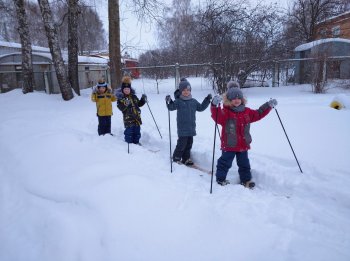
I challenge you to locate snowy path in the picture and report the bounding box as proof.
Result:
[1,80,350,261]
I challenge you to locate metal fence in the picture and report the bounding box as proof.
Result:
[123,62,273,93]
[2,57,349,94]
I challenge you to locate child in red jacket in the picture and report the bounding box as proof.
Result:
[211,81,277,188]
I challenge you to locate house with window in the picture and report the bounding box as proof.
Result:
[314,11,350,40]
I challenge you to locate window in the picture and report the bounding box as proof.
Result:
[319,28,327,38]
[332,26,340,37]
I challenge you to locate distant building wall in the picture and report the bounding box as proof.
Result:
[314,12,350,40]
[0,42,108,93]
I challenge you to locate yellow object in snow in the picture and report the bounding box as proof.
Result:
[330,101,344,110]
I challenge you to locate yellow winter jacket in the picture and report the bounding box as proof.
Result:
[91,89,117,116]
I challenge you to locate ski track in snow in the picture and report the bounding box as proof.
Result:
[1,81,350,261]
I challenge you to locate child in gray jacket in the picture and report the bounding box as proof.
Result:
[166,79,212,165]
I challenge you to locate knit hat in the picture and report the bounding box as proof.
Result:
[97,79,107,88]
[179,79,191,92]
[227,80,240,89]
[226,87,243,100]
[121,76,132,90]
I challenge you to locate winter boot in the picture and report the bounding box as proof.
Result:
[183,159,194,166]
[217,180,230,186]
[173,157,182,164]
[241,181,255,189]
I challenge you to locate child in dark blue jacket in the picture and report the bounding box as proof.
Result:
[166,79,211,165]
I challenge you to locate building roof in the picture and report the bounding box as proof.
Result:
[294,38,350,52]
[1,41,137,64]
[316,11,350,25]
[0,52,108,65]
[0,40,50,53]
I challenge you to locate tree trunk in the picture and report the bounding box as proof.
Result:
[108,0,122,89]
[68,0,80,95]
[38,0,74,100]
[14,0,36,94]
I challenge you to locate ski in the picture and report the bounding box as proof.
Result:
[175,161,212,175]
[134,143,160,153]
[186,164,212,175]
[147,148,160,153]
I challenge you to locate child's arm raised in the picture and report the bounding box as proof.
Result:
[196,94,212,112]
[165,95,177,111]
[249,99,277,123]
[137,94,147,107]
[210,104,225,125]
[91,93,97,102]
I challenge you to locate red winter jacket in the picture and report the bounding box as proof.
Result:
[211,103,271,152]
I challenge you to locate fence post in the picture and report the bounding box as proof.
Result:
[175,63,180,90]
[44,71,50,94]
[272,61,279,87]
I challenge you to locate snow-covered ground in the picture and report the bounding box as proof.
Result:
[1,77,349,261]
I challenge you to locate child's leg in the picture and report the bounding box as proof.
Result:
[173,136,189,162]
[236,151,252,183]
[181,136,193,163]
[98,116,109,135]
[98,116,110,135]
[97,115,102,135]
[216,151,236,182]
[124,127,133,143]
[106,116,111,134]
[132,126,141,144]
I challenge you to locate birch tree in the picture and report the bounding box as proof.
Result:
[38,0,73,100]
[68,0,80,95]
[13,0,36,93]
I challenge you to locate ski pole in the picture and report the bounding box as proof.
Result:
[210,105,219,194]
[167,102,173,173]
[145,99,162,139]
[128,142,130,154]
[216,125,221,139]
[274,108,303,173]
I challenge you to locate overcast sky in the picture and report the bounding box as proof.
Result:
[93,0,290,58]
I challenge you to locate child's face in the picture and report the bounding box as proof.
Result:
[230,97,242,107]
[123,88,131,95]
[181,88,191,97]
[98,87,106,93]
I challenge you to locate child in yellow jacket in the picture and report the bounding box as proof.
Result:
[91,79,117,136]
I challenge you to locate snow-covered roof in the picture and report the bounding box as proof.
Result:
[0,40,50,53]
[90,54,138,63]
[0,41,135,64]
[77,55,108,64]
[294,38,350,52]
[316,11,350,25]
[0,51,108,65]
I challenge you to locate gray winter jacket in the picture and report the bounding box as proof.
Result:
[167,96,211,136]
